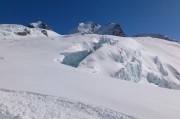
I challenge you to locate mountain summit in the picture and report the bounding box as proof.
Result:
[69,22,125,37]
[27,21,51,30]
[69,22,101,34]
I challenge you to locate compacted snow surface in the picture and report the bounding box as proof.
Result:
[0,89,136,119]
[0,25,180,119]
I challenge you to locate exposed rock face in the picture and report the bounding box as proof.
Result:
[133,33,175,41]
[15,28,30,36]
[15,31,28,36]
[69,22,101,34]
[95,23,125,37]
[69,22,125,37]
[27,21,51,30]
[41,30,48,36]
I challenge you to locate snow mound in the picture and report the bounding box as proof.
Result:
[0,89,136,119]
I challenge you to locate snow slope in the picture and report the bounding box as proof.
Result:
[0,89,136,119]
[55,35,180,89]
[0,25,180,119]
[0,24,60,38]
[133,33,175,42]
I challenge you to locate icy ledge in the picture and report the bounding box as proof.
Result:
[0,89,137,119]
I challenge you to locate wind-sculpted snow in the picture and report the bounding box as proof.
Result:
[0,89,136,119]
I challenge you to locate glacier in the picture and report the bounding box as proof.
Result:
[0,24,180,119]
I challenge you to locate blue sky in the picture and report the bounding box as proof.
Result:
[0,0,179,40]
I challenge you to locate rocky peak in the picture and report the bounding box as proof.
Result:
[69,22,125,37]
[69,22,101,34]
[95,23,125,37]
[27,21,51,30]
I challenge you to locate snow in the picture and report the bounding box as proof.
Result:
[0,89,136,119]
[28,21,44,28]
[95,23,125,36]
[69,22,101,34]
[69,22,125,36]
[133,33,175,42]
[0,24,60,38]
[0,25,180,119]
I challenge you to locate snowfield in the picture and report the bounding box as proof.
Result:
[0,89,136,119]
[0,24,180,119]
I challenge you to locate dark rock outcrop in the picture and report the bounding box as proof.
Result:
[69,22,125,37]
[27,21,51,30]
[95,23,125,37]
[15,28,30,36]
[41,30,48,36]
[69,22,101,34]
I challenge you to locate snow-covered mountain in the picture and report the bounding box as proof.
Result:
[69,22,101,34]
[133,33,175,41]
[27,21,51,30]
[0,23,180,119]
[69,22,125,36]
[0,24,60,38]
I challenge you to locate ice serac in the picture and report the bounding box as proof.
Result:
[133,33,175,41]
[56,35,180,89]
[58,36,117,67]
[69,22,125,37]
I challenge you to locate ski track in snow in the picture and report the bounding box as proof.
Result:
[0,89,136,119]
